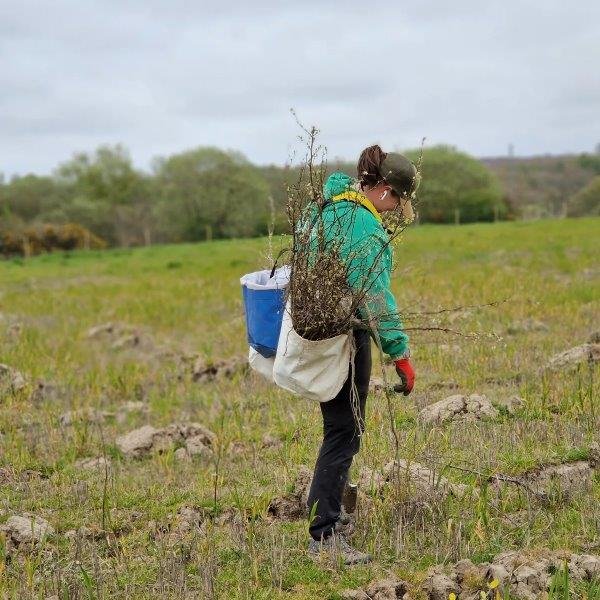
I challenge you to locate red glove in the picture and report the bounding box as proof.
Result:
[394,358,415,396]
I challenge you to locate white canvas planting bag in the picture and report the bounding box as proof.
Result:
[273,301,352,402]
[248,346,275,382]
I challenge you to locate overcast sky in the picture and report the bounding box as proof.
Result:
[1,0,599,177]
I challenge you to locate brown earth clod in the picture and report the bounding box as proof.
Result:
[419,393,499,426]
[115,422,216,459]
[0,363,27,394]
[1,514,54,553]
[267,466,312,521]
[491,459,594,503]
[544,343,600,371]
[359,459,468,503]
[342,577,409,600]
[74,456,111,471]
[192,356,248,383]
[343,550,600,600]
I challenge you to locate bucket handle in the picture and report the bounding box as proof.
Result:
[269,248,291,279]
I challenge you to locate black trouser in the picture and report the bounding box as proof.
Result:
[307,327,372,540]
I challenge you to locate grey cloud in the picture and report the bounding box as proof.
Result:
[1,0,599,176]
[0,107,131,136]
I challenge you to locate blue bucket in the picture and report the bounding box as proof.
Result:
[240,267,289,358]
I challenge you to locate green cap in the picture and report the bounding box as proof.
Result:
[379,153,419,198]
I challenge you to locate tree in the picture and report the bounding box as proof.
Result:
[578,152,600,175]
[567,176,600,217]
[0,174,65,223]
[53,144,150,245]
[405,145,506,223]
[153,147,270,241]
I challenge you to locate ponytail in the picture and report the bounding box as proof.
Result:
[357,144,387,189]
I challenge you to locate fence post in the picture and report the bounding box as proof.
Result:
[454,208,460,225]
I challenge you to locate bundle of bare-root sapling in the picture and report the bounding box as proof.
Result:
[285,125,420,344]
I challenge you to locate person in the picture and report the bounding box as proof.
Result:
[306,144,417,565]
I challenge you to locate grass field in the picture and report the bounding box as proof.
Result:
[1,218,599,599]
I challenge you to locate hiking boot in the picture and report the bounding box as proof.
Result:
[307,533,372,565]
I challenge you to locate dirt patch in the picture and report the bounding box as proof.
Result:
[343,552,593,600]
[87,322,133,341]
[64,525,103,542]
[525,460,591,501]
[506,318,549,335]
[492,394,524,414]
[153,505,244,546]
[174,447,191,462]
[59,408,109,426]
[544,343,600,371]
[0,312,23,336]
[525,461,594,497]
[342,550,600,600]
[491,458,596,503]
[59,401,147,427]
[74,456,111,471]
[419,394,498,425]
[228,440,250,455]
[261,434,283,450]
[86,322,174,359]
[424,571,459,600]
[0,363,27,394]
[488,550,599,599]
[341,577,408,599]
[429,380,460,391]
[0,467,46,485]
[116,425,159,458]
[482,373,524,385]
[267,466,312,520]
[192,356,248,383]
[162,506,208,542]
[588,330,600,344]
[116,422,216,459]
[1,514,54,552]
[359,459,467,502]
[87,322,142,348]
[28,379,62,404]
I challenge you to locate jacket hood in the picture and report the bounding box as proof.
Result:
[323,171,354,200]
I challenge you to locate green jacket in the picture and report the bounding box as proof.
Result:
[304,172,409,358]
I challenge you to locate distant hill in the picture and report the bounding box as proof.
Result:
[482,153,600,218]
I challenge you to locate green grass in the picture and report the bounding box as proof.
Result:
[0,218,599,599]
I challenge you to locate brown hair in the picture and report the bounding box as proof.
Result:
[357,144,387,189]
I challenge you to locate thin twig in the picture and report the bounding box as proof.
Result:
[403,297,512,316]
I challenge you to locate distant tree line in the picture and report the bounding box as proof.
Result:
[482,151,600,219]
[1,145,271,250]
[1,143,598,254]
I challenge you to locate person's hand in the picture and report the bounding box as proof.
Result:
[394,358,415,396]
